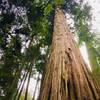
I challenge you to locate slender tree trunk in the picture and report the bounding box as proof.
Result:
[24,73,30,100]
[16,70,29,100]
[24,63,33,100]
[38,7,100,100]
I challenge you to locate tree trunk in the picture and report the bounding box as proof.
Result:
[38,7,100,100]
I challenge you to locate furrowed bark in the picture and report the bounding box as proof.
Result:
[38,7,100,100]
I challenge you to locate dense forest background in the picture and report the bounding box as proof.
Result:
[0,0,100,100]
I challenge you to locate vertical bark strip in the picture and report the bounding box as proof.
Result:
[38,7,100,100]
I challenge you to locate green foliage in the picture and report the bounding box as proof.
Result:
[0,35,22,98]
[55,0,64,6]
[44,4,53,15]
[0,0,100,99]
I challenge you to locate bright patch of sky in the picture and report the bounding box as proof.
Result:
[23,73,41,99]
[80,42,92,71]
[85,0,100,33]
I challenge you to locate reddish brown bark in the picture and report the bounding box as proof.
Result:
[38,7,100,100]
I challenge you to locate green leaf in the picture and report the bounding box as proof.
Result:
[55,0,64,6]
[44,4,52,15]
